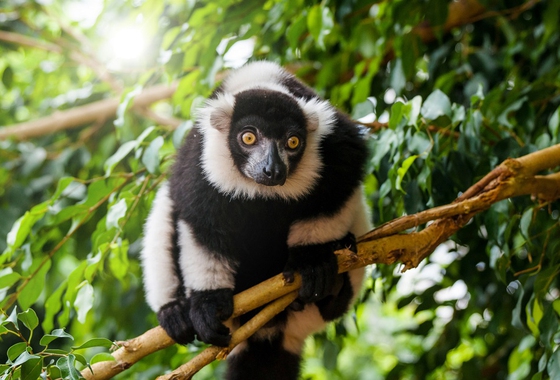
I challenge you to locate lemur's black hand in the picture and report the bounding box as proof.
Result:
[332,232,357,253]
[284,233,357,304]
[189,288,233,347]
[157,297,195,345]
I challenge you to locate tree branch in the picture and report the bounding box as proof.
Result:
[0,84,177,140]
[81,143,560,380]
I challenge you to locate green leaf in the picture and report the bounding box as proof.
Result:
[52,177,75,200]
[286,14,307,51]
[73,353,87,367]
[527,298,543,336]
[498,97,527,129]
[104,141,138,176]
[307,5,333,49]
[39,329,74,347]
[508,335,535,380]
[114,86,143,129]
[56,355,83,380]
[389,102,405,130]
[542,0,560,43]
[72,338,114,350]
[109,239,130,281]
[90,353,116,365]
[396,155,418,192]
[4,307,19,329]
[43,279,68,333]
[59,262,88,327]
[538,304,558,350]
[106,198,128,231]
[12,351,40,367]
[82,179,112,207]
[2,65,14,89]
[21,356,42,380]
[519,208,533,239]
[420,90,451,120]
[74,282,94,324]
[352,99,375,121]
[548,349,560,379]
[135,126,157,146]
[405,96,422,127]
[0,269,21,289]
[142,136,164,174]
[512,286,525,331]
[17,309,39,332]
[173,121,192,149]
[5,201,49,252]
[52,204,90,225]
[18,259,51,311]
[44,348,70,355]
[307,6,323,46]
[7,342,27,361]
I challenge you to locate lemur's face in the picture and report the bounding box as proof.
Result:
[228,89,308,186]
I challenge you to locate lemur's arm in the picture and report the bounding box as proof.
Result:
[284,188,368,304]
[141,184,195,344]
[174,219,236,347]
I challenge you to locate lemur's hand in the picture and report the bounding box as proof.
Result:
[189,288,234,347]
[157,296,196,345]
[284,232,356,304]
[331,232,357,254]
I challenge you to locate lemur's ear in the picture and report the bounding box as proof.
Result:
[298,98,336,133]
[206,93,235,132]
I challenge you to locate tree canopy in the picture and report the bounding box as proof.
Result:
[1,0,559,379]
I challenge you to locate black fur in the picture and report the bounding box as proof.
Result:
[227,335,301,380]
[157,298,195,344]
[190,289,234,346]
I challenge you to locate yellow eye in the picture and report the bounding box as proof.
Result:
[287,136,300,149]
[242,132,257,145]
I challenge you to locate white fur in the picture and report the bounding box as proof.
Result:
[287,187,367,247]
[282,304,327,354]
[141,183,180,311]
[342,190,372,316]
[176,220,236,291]
[221,61,289,95]
[196,62,337,201]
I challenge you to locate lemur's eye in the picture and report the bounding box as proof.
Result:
[287,136,300,149]
[242,132,257,145]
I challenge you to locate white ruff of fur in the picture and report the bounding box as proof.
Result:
[287,187,364,247]
[197,62,337,200]
[176,220,236,291]
[140,183,179,311]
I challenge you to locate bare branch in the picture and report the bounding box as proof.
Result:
[0,84,177,140]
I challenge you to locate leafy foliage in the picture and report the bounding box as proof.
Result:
[0,0,559,379]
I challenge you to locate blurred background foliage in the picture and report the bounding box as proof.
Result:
[0,0,559,378]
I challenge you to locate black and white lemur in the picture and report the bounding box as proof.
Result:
[141,61,371,379]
